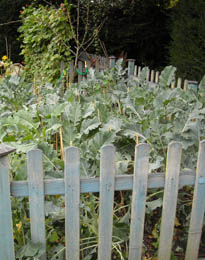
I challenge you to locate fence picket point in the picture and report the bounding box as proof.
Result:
[98,145,115,260]
[27,149,46,260]
[128,143,150,260]
[185,141,205,260]
[158,142,182,260]
[64,147,80,260]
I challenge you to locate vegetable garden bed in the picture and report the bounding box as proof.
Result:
[0,62,204,259]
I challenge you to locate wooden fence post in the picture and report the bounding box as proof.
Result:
[155,71,159,83]
[177,77,182,88]
[128,144,150,260]
[65,147,80,260]
[158,142,182,260]
[150,70,155,82]
[134,65,137,76]
[146,68,150,81]
[27,149,46,260]
[171,80,176,89]
[137,66,141,77]
[185,141,205,260]
[0,144,16,260]
[109,56,116,68]
[98,145,115,260]
[183,79,188,91]
[128,59,135,76]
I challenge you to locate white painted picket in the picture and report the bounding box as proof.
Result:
[0,154,15,260]
[128,144,150,260]
[98,145,116,260]
[185,141,205,260]
[158,142,182,260]
[27,149,46,260]
[65,147,80,260]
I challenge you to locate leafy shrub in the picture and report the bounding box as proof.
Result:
[18,3,73,84]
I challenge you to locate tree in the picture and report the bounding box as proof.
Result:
[84,0,171,69]
[169,0,205,81]
[0,0,26,62]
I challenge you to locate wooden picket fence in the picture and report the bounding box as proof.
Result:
[0,141,205,260]
[67,53,198,90]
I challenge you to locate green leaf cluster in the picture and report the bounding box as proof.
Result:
[18,4,73,84]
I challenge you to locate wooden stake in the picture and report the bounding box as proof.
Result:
[33,77,36,95]
[97,109,101,123]
[118,99,122,115]
[136,134,139,145]
[59,116,64,161]
[78,91,81,103]
[120,191,126,215]
[55,133,58,151]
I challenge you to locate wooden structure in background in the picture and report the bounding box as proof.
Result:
[66,53,198,90]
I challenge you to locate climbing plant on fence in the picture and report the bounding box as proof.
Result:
[18,4,73,84]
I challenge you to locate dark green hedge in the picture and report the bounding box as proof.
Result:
[169,0,205,81]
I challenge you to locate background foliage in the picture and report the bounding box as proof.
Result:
[1,0,204,81]
[0,0,26,61]
[87,0,171,68]
[169,0,205,81]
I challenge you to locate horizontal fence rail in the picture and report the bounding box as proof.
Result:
[0,141,205,260]
[11,169,196,197]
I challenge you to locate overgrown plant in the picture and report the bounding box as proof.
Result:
[18,1,105,84]
[18,3,73,84]
[1,63,205,259]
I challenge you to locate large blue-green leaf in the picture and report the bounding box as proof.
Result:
[159,65,176,88]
